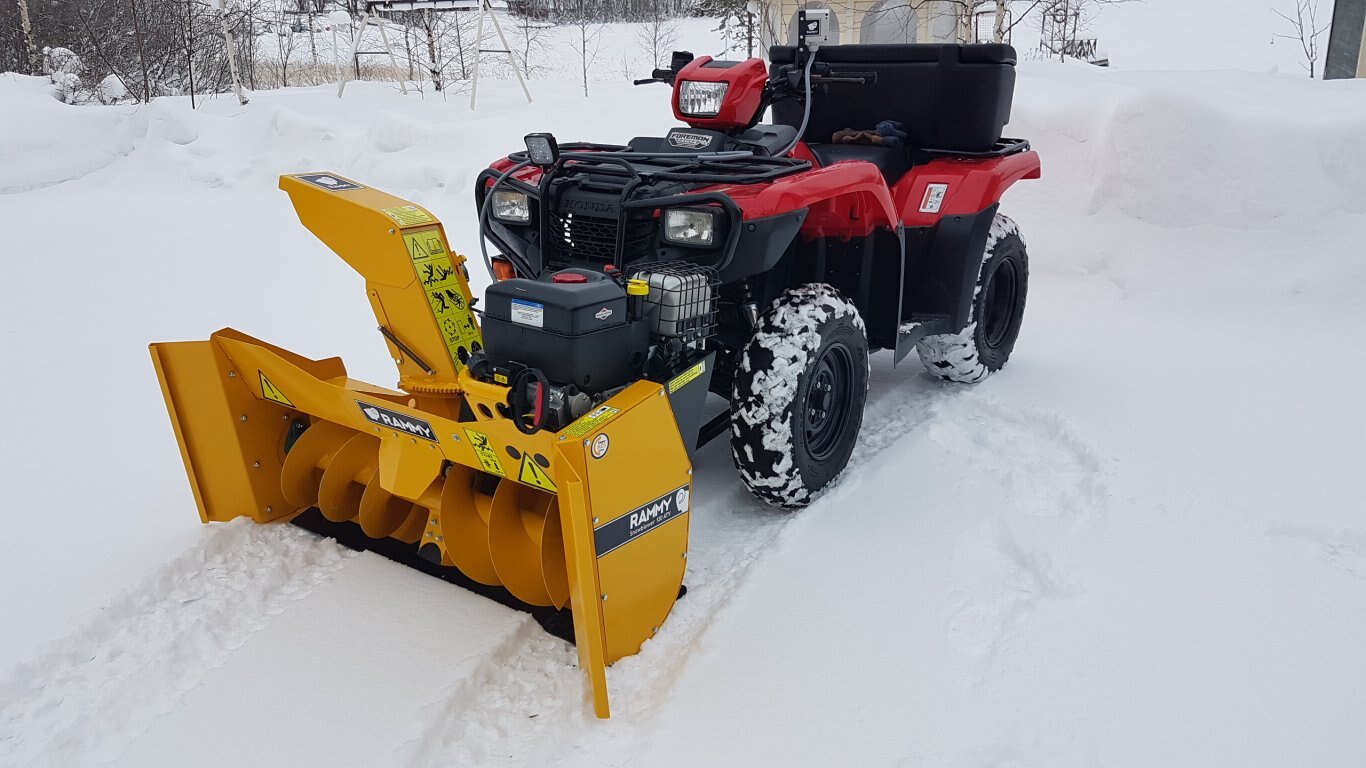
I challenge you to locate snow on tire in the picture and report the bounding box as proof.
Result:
[916,213,1029,383]
[730,284,869,509]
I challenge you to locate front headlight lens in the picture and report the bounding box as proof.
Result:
[663,208,717,246]
[678,81,729,118]
[491,189,530,223]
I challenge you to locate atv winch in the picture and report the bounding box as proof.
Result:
[151,32,1040,719]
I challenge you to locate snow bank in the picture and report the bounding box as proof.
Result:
[1010,66,1366,232]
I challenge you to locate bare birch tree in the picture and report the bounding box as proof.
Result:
[1272,0,1330,78]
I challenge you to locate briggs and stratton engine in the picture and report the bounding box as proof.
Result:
[474,263,718,432]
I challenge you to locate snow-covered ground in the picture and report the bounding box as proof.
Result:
[4,8,1366,767]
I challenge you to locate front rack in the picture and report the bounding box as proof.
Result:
[505,145,812,190]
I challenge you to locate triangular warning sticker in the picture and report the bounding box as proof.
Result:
[518,454,557,492]
[259,372,294,407]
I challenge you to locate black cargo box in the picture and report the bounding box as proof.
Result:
[768,43,1016,153]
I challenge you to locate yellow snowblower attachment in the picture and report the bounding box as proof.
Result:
[149,173,694,718]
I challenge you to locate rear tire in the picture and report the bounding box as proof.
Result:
[730,284,869,509]
[916,213,1029,383]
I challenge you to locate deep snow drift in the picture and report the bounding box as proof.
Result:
[3,15,1366,768]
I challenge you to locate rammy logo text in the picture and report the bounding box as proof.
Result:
[628,487,690,532]
[358,402,436,441]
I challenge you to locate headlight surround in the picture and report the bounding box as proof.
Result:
[491,189,531,223]
[663,208,717,247]
[678,81,729,118]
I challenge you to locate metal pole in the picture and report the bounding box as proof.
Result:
[469,1,487,110]
[337,11,368,97]
[487,1,530,103]
[129,0,153,101]
[375,17,408,94]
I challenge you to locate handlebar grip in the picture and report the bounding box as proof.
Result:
[633,78,657,86]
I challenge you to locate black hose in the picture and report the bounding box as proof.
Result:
[777,53,817,158]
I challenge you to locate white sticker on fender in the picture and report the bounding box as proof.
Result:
[920,183,949,214]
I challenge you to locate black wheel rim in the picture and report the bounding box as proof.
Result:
[804,342,855,462]
[982,258,1019,349]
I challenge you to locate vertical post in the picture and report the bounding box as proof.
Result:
[375,15,408,94]
[488,1,531,103]
[129,0,153,101]
[337,10,368,97]
[469,0,487,110]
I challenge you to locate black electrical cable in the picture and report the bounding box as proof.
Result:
[777,52,817,158]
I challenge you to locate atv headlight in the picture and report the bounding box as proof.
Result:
[491,189,530,223]
[678,81,729,118]
[663,208,717,246]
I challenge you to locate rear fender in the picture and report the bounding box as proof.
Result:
[894,150,1041,228]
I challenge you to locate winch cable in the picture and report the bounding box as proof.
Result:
[478,159,536,280]
[777,52,817,158]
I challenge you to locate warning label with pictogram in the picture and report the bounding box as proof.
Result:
[382,205,435,227]
[405,229,481,369]
[464,428,506,477]
[259,372,294,407]
[518,454,557,492]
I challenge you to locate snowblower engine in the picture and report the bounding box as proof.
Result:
[473,264,717,432]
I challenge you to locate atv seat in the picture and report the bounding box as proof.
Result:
[628,124,798,157]
[806,144,912,184]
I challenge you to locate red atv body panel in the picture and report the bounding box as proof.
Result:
[698,142,1041,237]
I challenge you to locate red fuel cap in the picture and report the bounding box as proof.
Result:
[551,272,589,284]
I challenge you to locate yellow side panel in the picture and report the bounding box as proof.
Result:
[149,341,298,524]
[582,389,692,663]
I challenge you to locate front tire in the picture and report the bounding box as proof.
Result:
[730,284,869,508]
[916,213,1029,383]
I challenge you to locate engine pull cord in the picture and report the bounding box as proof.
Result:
[508,366,551,435]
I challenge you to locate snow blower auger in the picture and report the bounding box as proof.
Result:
[149,174,704,719]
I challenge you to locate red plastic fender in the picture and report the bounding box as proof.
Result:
[709,143,900,237]
[894,150,1042,228]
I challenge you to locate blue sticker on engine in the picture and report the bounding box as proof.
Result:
[510,298,545,328]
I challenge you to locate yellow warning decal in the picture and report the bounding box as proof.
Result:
[667,360,706,394]
[464,428,505,477]
[383,205,435,227]
[259,372,294,407]
[563,405,620,438]
[406,228,481,370]
[518,453,557,492]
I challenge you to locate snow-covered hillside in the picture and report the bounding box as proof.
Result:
[3,8,1366,767]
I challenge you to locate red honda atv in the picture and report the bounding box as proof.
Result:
[470,37,1040,508]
